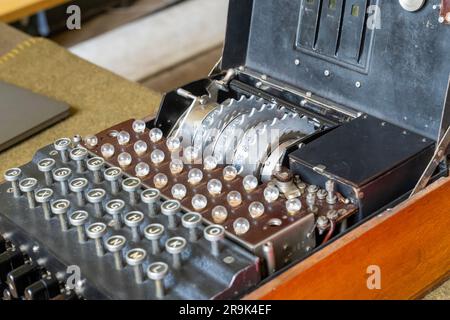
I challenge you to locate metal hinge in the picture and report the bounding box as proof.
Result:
[410,125,450,197]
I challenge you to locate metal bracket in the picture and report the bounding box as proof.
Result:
[410,125,450,197]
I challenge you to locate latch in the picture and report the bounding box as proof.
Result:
[410,126,450,196]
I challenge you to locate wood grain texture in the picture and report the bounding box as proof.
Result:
[245,177,450,300]
[0,0,68,23]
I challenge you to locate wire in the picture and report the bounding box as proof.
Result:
[321,219,336,245]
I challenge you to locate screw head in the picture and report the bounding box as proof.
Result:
[86,188,106,204]
[181,212,202,229]
[140,188,160,204]
[104,199,125,216]
[37,158,56,172]
[86,157,104,171]
[86,222,107,239]
[69,178,89,193]
[124,211,144,228]
[35,188,53,203]
[122,177,141,192]
[147,262,169,281]
[53,138,71,151]
[204,225,225,242]
[4,168,21,182]
[161,200,180,217]
[317,189,328,200]
[144,223,165,241]
[69,210,89,226]
[125,248,147,266]
[69,147,88,161]
[52,168,72,182]
[317,216,329,229]
[19,178,38,192]
[105,235,127,253]
[51,199,71,215]
[104,167,122,182]
[165,237,187,255]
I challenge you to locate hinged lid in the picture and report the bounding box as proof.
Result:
[222,0,450,140]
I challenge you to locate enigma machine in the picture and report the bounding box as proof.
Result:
[0,0,449,300]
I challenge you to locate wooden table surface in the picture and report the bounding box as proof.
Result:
[0,0,68,23]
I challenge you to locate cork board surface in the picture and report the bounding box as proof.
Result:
[0,24,161,174]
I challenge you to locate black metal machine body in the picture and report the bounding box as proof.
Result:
[157,0,450,219]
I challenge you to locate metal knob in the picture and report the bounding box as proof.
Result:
[122,177,141,206]
[104,167,122,195]
[86,188,106,217]
[204,225,225,257]
[124,211,144,241]
[19,178,38,209]
[69,147,88,173]
[69,178,89,206]
[86,157,105,184]
[37,158,56,186]
[52,168,72,196]
[4,168,22,198]
[140,188,160,217]
[125,248,147,284]
[50,199,71,232]
[53,138,71,163]
[86,222,107,256]
[105,199,125,230]
[35,188,53,220]
[69,210,89,243]
[161,200,180,230]
[399,0,426,12]
[165,237,186,269]
[147,262,169,299]
[105,235,127,270]
[325,180,337,205]
[144,223,164,255]
[181,212,202,242]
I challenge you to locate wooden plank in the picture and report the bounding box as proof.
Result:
[244,177,450,300]
[0,0,68,23]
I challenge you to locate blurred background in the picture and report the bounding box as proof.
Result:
[1,0,228,93]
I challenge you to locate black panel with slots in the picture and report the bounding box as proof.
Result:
[296,0,372,69]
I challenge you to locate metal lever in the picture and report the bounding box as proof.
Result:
[410,125,450,197]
